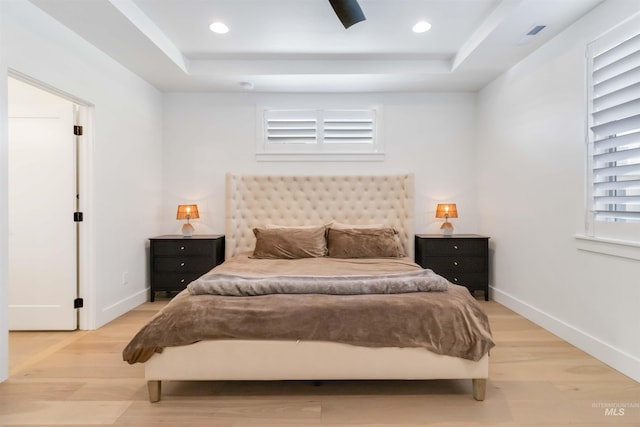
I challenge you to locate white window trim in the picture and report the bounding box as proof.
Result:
[256,106,384,162]
[575,234,640,261]
[583,12,640,251]
[255,152,385,162]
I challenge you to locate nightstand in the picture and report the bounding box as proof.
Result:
[149,235,225,302]
[414,234,490,301]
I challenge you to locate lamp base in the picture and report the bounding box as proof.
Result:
[181,223,194,237]
[440,222,454,236]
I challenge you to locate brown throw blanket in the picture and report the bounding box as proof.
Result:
[123,255,495,364]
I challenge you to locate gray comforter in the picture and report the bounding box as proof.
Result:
[188,268,448,296]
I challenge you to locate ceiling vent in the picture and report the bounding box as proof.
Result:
[526,25,546,36]
[517,25,547,45]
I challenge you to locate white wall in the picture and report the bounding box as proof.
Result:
[162,92,479,237]
[476,0,640,381]
[0,0,9,384]
[0,0,163,362]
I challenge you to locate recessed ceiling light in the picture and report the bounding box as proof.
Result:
[209,22,229,34]
[412,21,431,34]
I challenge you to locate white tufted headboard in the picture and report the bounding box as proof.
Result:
[225,174,415,259]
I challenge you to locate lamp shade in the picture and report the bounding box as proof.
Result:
[435,204,458,219]
[176,204,199,220]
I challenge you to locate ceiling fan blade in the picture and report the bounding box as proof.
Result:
[328,0,366,29]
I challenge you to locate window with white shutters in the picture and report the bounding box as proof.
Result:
[587,17,640,229]
[257,108,382,161]
[322,110,375,146]
[265,110,317,146]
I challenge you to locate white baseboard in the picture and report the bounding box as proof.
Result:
[97,287,148,329]
[491,286,640,383]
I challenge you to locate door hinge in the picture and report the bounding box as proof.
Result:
[74,212,84,222]
[74,298,84,308]
[74,125,83,136]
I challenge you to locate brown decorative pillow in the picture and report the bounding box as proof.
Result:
[327,227,406,258]
[252,226,328,259]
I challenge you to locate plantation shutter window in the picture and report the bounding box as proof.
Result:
[265,110,317,145]
[259,109,380,159]
[588,22,640,224]
[323,110,375,145]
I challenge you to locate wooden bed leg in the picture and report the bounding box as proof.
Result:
[147,380,161,403]
[472,378,486,401]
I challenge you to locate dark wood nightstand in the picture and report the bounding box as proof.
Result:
[149,235,225,302]
[414,234,490,300]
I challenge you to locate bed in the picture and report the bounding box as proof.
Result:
[124,174,494,402]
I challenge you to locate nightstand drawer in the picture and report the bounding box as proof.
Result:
[422,239,486,256]
[426,256,486,273]
[153,240,214,256]
[154,257,216,273]
[151,272,203,291]
[438,271,486,288]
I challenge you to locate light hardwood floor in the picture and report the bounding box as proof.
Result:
[1,298,638,426]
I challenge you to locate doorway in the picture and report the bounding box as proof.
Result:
[7,75,89,331]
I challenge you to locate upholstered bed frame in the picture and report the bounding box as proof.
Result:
[144,174,489,402]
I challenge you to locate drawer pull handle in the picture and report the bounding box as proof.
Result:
[180,279,185,283]
[453,245,459,250]
[453,277,459,282]
[180,262,185,267]
[454,261,459,266]
[180,246,185,251]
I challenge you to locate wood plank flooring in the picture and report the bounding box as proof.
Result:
[1,298,638,426]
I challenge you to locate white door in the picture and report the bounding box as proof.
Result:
[8,104,77,330]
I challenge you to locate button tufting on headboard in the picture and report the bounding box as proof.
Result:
[225,174,415,259]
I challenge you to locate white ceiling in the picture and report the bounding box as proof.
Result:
[28,0,603,92]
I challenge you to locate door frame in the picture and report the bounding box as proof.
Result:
[8,69,96,330]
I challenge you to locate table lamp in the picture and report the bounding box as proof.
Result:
[435,203,458,236]
[176,204,199,237]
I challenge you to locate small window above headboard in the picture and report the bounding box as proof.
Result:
[256,108,384,162]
